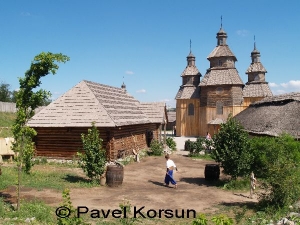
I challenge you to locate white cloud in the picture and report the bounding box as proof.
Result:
[280,80,300,89]
[269,82,279,87]
[273,89,286,95]
[125,70,134,75]
[236,29,249,37]
[136,89,146,93]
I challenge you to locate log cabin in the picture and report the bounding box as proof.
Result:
[27,80,167,160]
[175,25,273,137]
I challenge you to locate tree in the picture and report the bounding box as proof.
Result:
[77,122,107,182]
[211,114,253,179]
[12,52,69,210]
[0,82,12,102]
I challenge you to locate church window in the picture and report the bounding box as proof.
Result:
[216,101,223,115]
[216,87,224,94]
[218,60,223,66]
[188,103,194,116]
[220,39,223,45]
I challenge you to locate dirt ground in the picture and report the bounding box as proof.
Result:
[1,154,258,215]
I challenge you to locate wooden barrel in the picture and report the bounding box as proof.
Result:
[106,165,124,187]
[204,164,220,180]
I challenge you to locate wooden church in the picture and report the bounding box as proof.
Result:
[175,25,273,137]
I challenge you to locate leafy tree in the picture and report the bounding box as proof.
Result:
[211,114,252,179]
[0,82,12,102]
[250,134,300,209]
[77,122,107,182]
[12,52,69,210]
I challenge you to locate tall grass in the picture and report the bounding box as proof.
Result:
[0,112,16,137]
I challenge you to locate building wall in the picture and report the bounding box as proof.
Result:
[33,123,160,160]
[176,99,200,137]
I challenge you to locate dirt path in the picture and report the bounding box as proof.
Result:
[1,154,257,214]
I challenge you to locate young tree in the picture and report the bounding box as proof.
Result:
[211,114,253,179]
[77,122,107,182]
[12,52,69,210]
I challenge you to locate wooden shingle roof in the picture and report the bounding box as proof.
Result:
[27,80,151,127]
[199,69,244,86]
[139,102,167,124]
[234,92,300,138]
[207,45,237,60]
[242,82,273,98]
[246,62,267,73]
[175,86,200,99]
[181,66,201,77]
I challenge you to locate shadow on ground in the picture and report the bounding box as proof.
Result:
[63,174,90,183]
[180,177,227,187]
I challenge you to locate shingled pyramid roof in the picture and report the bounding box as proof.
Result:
[27,80,151,127]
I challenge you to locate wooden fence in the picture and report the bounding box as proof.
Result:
[0,102,16,113]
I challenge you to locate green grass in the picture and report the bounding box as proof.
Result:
[0,197,56,225]
[0,111,16,137]
[0,165,99,191]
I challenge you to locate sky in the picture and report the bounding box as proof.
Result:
[0,0,299,108]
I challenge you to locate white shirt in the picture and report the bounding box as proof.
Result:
[166,159,176,169]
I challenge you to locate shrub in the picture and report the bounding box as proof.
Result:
[166,137,176,151]
[77,122,107,182]
[150,139,163,156]
[211,114,252,179]
[250,134,300,209]
[185,139,195,152]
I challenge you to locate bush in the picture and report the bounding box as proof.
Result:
[77,122,107,182]
[185,139,195,152]
[250,134,300,209]
[211,114,252,179]
[166,137,176,151]
[150,139,163,156]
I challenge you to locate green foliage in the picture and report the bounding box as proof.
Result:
[250,134,300,209]
[0,82,12,102]
[192,214,208,225]
[166,137,176,151]
[57,188,87,225]
[222,178,250,191]
[149,139,164,156]
[211,114,252,179]
[77,122,107,182]
[184,139,195,152]
[12,52,69,174]
[0,197,55,224]
[118,199,137,225]
[211,214,233,225]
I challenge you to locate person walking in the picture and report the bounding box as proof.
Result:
[164,154,178,189]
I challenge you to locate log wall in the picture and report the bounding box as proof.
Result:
[33,123,160,160]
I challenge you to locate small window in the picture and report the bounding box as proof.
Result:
[216,87,224,94]
[220,39,223,45]
[216,101,223,115]
[218,60,223,66]
[188,103,194,116]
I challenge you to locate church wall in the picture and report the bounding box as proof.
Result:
[176,99,200,136]
[199,105,245,136]
[243,97,265,107]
